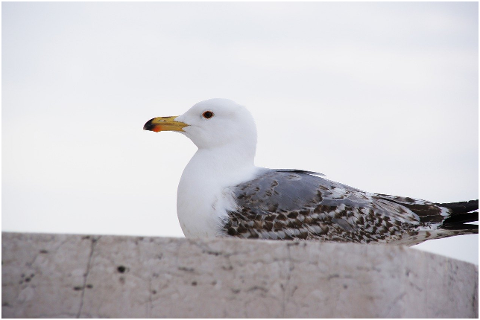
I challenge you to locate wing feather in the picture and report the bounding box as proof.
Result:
[223,170,452,244]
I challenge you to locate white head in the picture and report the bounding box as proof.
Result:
[177,98,257,150]
[144,98,257,155]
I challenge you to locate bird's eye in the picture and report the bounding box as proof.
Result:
[202,111,214,119]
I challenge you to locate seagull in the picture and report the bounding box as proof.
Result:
[144,98,478,245]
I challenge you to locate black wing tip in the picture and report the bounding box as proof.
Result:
[441,221,478,232]
[443,210,478,223]
[434,200,478,232]
[436,200,479,214]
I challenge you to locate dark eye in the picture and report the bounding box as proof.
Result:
[202,111,214,119]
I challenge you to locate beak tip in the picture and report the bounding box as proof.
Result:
[143,119,155,131]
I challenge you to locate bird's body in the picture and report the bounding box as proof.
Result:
[144,98,478,246]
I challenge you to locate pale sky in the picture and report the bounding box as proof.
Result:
[2,2,478,264]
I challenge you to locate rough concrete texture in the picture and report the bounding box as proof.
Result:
[2,232,478,318]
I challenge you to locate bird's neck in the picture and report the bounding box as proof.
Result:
[192,143,256,181]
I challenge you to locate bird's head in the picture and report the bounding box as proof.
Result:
[144,98,257,151]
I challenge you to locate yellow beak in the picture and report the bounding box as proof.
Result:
[143,116,188,132]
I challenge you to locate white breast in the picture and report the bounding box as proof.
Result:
[176,149,260,238]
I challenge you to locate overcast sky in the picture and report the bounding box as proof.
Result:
[2,2,478,264]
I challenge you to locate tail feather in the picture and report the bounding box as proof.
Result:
[436,200,478,231]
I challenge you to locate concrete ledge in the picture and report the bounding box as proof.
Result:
[2,232,478,318]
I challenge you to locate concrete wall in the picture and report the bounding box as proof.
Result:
[2,232,478,318]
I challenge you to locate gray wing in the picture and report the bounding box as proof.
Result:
[223,169,448,244]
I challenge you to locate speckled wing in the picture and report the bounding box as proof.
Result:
[223,170,454,245]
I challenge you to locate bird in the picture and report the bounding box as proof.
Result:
[144,98,478,246]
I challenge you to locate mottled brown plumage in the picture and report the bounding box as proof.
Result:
[223,170,478,246]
